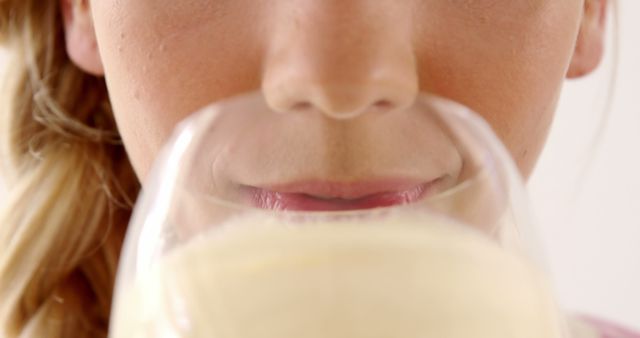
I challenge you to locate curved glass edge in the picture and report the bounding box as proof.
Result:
[116,90,548,290]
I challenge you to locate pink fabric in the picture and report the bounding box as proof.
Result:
[581,315,640,338]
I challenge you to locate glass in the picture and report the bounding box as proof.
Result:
[109,91,569,338]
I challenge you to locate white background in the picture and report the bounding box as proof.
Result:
[1,0,638,330]
[529,0,640,329]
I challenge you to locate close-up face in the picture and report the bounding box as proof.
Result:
[63,0,605,197]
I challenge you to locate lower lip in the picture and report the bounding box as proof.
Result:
[247,180,439,212]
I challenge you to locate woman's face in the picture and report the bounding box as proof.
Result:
[70,1,605,193]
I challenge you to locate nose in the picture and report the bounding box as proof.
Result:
[261,3,419,120]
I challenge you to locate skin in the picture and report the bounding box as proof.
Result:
[61,0,607,185]
[62,0,608,186]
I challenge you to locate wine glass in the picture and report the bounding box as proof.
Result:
[109,90,569,338]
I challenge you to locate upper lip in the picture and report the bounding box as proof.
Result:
[251,177,444,200]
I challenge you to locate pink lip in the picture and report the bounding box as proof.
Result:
[246,179,442,211]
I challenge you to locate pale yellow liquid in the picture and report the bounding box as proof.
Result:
[110,212,566,338]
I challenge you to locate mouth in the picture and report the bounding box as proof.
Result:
[244,178,444,212]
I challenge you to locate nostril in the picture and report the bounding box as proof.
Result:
[288,99,397,115]
[373,99,394,111]
[291,101,313,112]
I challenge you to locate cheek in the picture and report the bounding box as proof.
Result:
[413,2,583,177]
[91,0,267,179]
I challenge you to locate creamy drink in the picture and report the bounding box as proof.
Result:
[110,211,566,338]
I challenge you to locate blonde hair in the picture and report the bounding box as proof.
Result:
[0,1,139,337]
